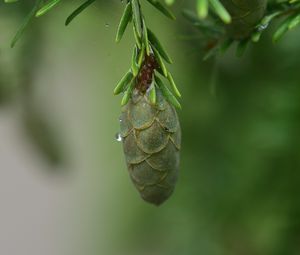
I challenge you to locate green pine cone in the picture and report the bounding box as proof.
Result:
[119,88,181,206]
[220,0,267,39]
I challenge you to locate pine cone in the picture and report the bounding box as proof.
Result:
[120,88,181,206]
[220,0,267,39]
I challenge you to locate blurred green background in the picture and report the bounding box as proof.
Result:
[0,1,300,255]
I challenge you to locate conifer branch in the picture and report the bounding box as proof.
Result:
[5,0,300,72]
[114,0,181,109]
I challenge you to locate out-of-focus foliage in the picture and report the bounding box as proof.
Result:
[0,1,65,166]
[182,0,300,58]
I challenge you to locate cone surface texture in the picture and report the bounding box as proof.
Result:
[120,89,181,205]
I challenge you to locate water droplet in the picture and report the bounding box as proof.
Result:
[119,116,122,122]
[105,23,109,28]
[115,133,122,142]
[257,23,268,32]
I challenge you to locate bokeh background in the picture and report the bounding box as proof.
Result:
[0,1,300,255]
